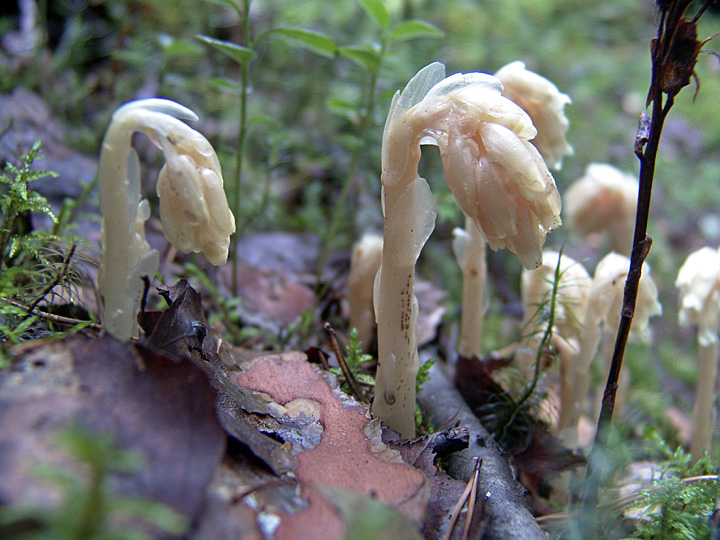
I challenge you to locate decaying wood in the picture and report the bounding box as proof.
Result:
[419,362,546,540]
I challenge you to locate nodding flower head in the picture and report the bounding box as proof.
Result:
[153,125,235,266]
[676,246,720,346]
[495,61,573,170]
[406,71,562,269]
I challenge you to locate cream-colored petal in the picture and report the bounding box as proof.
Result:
[564,163,637,254]
[591,252,661,342]
[521,251,591,341]
[479,123,562,231]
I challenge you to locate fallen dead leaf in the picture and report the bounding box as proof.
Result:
[0,335,225,534]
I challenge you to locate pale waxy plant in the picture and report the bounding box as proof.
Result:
[494,60,573,170]
[372,63,562,437]
[563,252,661,449]
[99,99,235,341]
[516,251,591,423]
[452,216,487,359]
[452,61,572,358]
[675,246,720,461]
[348,234,383,353]
[564,163,638,256]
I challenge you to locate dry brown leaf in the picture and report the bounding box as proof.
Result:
[0,335,225,531]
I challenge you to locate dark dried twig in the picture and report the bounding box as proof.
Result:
[2,297,102,331]
[18,244,77,326]
[323,322,367,402]
[580,0,716,527]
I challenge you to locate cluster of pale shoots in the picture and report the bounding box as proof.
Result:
[349,59,716,462]
[365,61,566,437]
[94,67,716,463]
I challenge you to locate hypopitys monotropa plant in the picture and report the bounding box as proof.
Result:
[516,251,591,415]
[564,163,638,256]
[452,61,572,358]
[562,252,661,449]
[372,63,562,437]
[675,246,720,461]
[348,233,383,353]
[494,60,573,170]
[99,99,235,341]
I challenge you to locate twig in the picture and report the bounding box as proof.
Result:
[581,0,714,524]
[323,322,367,402]
[2,296,102,331]
[19,244,77,326]
[443,457,481,540]
[462,457,482,540]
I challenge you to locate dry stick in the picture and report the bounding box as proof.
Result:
[581,0,709,524]
[2,297,102,331]
[18,244,78,326]
[462,457,482,540]
[443,457,481,540]
[323,322,367,403]
[581,70,670,523]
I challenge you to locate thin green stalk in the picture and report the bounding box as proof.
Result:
[315,41,386,290]
[231,0,251,296]
[498,246,562,444]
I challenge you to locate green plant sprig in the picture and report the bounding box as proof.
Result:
[0,141,58,265]
[315,0,444,291]
[0,425,186,540]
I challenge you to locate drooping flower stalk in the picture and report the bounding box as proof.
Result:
[675,246,720,461]
[373,63,562,437]
[99,99,235,341]
[452,61,572,359]
[495,60,573,170]
[562,253,661,449]
[348,234,383,353]
[516,251,591,423]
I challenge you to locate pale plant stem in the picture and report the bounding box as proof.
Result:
[559,318,601,445]
[690,340,719,461]
[457,216,487,358]
[372,136,435,437]
[372,259,419,437]
[98,113,159,340]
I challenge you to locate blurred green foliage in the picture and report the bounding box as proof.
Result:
[0,425,186,540]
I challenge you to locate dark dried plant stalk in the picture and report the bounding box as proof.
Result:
[579,0,718,528]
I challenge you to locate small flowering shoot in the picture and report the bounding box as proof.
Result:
[348,234,383,353]
[98,99,235,341]
[564,253,661,449]
[516,251,591,431]
[675,246,720,461]
[564,163,639,256]
[452,62,572,359]
[452,216,487,358]
[373,62,562,437]
[494,60,573,170]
